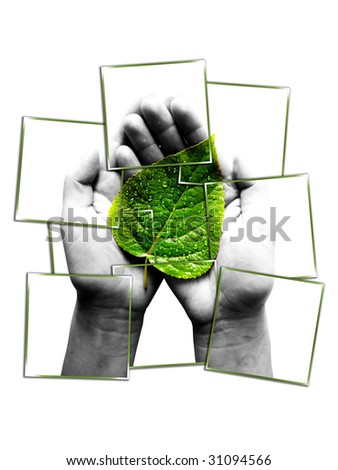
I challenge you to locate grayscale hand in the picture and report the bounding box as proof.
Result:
[121,95,274,375]
[60,101,181,375]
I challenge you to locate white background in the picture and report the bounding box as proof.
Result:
[1,1,337,469]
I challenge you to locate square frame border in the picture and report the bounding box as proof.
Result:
[100,58,213,171]
[24,272,133,381]
[204,172,317,279]
[205,266,325,386]
[208,81,291,177]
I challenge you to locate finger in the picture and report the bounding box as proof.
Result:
[170,96,207,145]
[86,146,120,204]
[222,181,239,208]
[223,158,271,238]
[234,158,270,223]
[64,146,121,221]
[94,169,121,205]
[63,150,100,209]
[115,145,142,180]
[109,116,125,168]
[123,113,164,165]
[140,95,185,155]
[232,155,262,188]
[109,96,157,167]
[109,125,134,168]
[93,191,113,219]
[224,197,241,219]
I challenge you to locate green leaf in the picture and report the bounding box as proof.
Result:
[108,135,224,281]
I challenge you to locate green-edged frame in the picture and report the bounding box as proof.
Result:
[24,272,133,381]
[205,266,325,386]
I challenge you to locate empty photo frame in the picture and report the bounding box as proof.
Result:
[205,174,317,278]
[208,82,290,178]
[206,267,324,385]
[101,60,211,170]
[24,273,132,380]
[15,117,116,227]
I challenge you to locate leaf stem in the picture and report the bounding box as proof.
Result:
[144,257,149,290]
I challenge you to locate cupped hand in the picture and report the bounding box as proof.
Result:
[61,95,214,374]
[116,96,275,365]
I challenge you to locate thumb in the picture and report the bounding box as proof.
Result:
[232,155,271,224]
[63,150,100,213]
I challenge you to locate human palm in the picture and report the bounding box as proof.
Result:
[62,154,162,315]
[113,96,275,368]
[63,95,274,369]
[166,176,275,326]
[115,96,274,326]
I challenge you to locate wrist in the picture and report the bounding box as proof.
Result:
[208,307,273,377]
[61,300,144,377]
[192,321,213,363]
